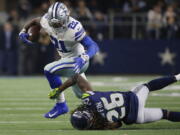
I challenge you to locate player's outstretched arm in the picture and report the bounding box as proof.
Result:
[73,74,93,92]
[59,74,92,92]
[48,74,93,99]
[145,74,180,92]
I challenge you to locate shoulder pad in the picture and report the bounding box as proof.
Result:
[68,17,86,41]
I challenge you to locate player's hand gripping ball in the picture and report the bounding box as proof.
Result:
[27,25,41,42]
[19,25,41,45]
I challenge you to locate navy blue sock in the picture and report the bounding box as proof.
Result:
[162,109,180,122]
[168,112,180,122]
[145,76,177,91]
[44,70,62,89]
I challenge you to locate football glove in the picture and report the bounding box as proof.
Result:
[48,88,60,99]
[19,29,34,46]
[74,53,89,73]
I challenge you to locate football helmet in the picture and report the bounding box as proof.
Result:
[47,2,70,29]
[70,109,94,130]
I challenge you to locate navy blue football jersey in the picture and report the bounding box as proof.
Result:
[81,91,139,125]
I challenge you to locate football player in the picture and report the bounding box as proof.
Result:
[19,2,99,119]
[48,74,180,129]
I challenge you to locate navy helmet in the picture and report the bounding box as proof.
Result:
[70,110,93,130]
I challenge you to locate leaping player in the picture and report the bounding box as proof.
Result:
[48,74,180,129]
[19,2,99,119]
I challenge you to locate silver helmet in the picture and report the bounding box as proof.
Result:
[47,2,70,28]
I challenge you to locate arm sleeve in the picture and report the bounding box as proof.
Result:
[80,36,99,58]
[74,22,86,41]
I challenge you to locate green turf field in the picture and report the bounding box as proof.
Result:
[0,75,180,135]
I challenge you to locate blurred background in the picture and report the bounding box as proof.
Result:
[0,0,180,76]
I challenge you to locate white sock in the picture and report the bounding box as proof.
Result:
[175,74,180,81]
[56,92,65,103]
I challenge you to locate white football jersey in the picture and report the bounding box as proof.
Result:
[40,14,86,58]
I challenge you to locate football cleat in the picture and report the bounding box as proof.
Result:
[44,102,69,119]
[48,88,60,99]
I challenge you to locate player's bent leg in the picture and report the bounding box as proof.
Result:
[131,85,149,106]
[145,75,178,92]
[43,59,76,118]
[43,58,89,118]
[43,58,74,88]
[137,108,180,124]
[44,57,77,90]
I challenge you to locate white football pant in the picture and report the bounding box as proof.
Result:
[131,85,163,124]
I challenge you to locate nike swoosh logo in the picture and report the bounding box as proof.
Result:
[49,111,58,118]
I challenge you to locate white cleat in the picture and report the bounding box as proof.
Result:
[175,74,180,81]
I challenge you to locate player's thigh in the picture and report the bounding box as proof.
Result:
[131,84,149,105]
[58,61,89,77]
[131,85,150,124]
[44,57,89,77]
[44,57,74,71]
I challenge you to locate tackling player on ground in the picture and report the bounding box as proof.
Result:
[49,74,180,129]
[19,2,99,119]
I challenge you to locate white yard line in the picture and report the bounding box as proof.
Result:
[0,101,179,106]
[0,98,48,101]
[0,121,68,124]
[146,102,180,105]
[91,81,180,90]
[0,107,47,111]
[0,102,80,105]
[0,114,45,117]
[151,93,180,97]
[0,106,179,111]
[91,81,140,87]
[0,120,172,125]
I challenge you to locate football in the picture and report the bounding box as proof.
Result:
[28,25,41,42]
